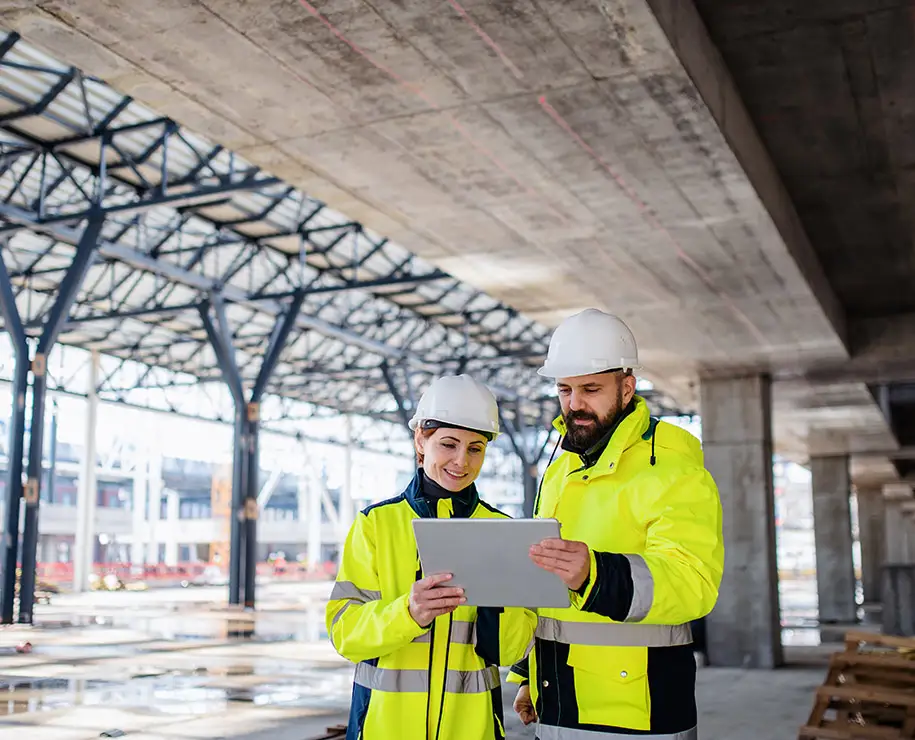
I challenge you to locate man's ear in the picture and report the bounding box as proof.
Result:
[623,373,637,405]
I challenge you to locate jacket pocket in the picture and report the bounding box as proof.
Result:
[566,644,651,730]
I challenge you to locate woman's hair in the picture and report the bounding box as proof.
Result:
[414,427,437,467]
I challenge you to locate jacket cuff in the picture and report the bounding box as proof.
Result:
[569,548,598,609]
[393,592,431,641]
[572,551,635,621]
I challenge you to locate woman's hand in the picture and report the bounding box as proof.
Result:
[408,573,466,627]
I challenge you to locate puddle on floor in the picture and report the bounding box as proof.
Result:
[0,671,353,717]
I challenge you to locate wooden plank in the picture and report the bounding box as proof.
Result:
[845,631,915,652]
[816,685,915,708]
[798,721,905,739]
[833,652,915,672]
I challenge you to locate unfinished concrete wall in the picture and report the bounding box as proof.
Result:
[700,374,782,668]
[810,455,856,623]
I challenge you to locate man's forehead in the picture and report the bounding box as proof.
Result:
[556,373,614,388]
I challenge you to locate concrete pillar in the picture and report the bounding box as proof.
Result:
[856,490,886,603]
[131,448,149,566]
[164,491,179,566]
[338,416,354,543]
[147,443,163,564]
[699,374,782,668]
[885,498,910,564]
[810,455,857,623]
[73,351,99,593]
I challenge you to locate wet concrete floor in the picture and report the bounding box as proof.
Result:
[0,581,832,739]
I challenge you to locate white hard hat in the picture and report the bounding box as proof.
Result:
[538,308,640,379]
[408,374,500,439]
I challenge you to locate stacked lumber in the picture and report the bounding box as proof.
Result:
[306,724,347,739]
[799,631,915,739]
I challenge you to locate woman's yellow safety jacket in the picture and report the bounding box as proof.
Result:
[327,469,537,740]
[509,396,724,740]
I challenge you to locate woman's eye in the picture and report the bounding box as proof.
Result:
[442,443,456,449]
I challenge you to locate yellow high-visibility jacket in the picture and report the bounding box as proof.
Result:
[509,396,724,740]
[327,469,537,740]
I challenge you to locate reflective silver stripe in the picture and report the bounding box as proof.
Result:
[535,617,692,647]
[444,664,500,693]
[624,555,654,622]
[355,662,427,692]
[330,580,382,603]
[411,620,475,644]
[354,662,499,694]
[329,601,353,643]
[537,724,697,740]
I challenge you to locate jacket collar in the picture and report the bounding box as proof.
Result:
[552,395,652,475]
[404,467,479,519]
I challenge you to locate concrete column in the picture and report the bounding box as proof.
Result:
[164,491,179,566]
[885,498,910,564]
[130,448,149,566]
[856,490,886,603]
[810,455,857,623]
[73,351,99,593]
[700,374,782,668]
[147,443,163,564]
[338,416,354,544]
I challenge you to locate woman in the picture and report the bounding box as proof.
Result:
[326,374,537,740]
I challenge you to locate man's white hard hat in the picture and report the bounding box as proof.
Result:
[408,374,501,439]
[538,308,640,379]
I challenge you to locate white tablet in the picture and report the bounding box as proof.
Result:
[412,518,571,609]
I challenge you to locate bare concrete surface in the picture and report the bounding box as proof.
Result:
[0,0,908,489]
[0,583,828,740]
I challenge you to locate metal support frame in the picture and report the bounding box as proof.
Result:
[0,246,28,624]
[199,289,305,609]
[500,403,557,517]
[18,212,104,623]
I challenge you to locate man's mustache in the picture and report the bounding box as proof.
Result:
[566,411,599,424]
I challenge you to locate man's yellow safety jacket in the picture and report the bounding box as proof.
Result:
[509,396,724,740]
[327,469,537,740]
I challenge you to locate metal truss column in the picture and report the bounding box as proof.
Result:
[499,405,554,517]
[243,403,259,609]
[200,289,304,610]
[199,300,247,605]
[73,351,99,594]
[0,250,28,624]
[18,212,104,624]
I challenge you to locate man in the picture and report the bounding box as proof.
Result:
[509,308,724,740]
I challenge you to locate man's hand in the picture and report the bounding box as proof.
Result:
[529,538,591,591]
[408,573,465,627]
[513,685,537,726]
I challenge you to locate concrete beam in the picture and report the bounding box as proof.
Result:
[645,0,847,352]
[783,314,915,386]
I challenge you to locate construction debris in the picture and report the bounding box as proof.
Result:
[799,630,915,739]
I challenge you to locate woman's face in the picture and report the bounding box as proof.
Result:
[417,427,489,492]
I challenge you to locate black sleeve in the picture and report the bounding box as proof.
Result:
[579,551,634,621]
[510,654,530,683]
[473,606,503,665]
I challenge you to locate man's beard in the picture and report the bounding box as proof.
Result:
[563,387,625,452]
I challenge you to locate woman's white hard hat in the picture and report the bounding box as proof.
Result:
[408,374,500,439]
[538,308,640,379]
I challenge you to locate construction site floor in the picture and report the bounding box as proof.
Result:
[0,581,835,739]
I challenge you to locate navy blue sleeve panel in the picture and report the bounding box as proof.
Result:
[473,606,503,665]
[580,551,635,622]
[510,654,529,681]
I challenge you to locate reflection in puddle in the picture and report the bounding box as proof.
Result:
[0,670,353,716]
[0,596,349,720]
